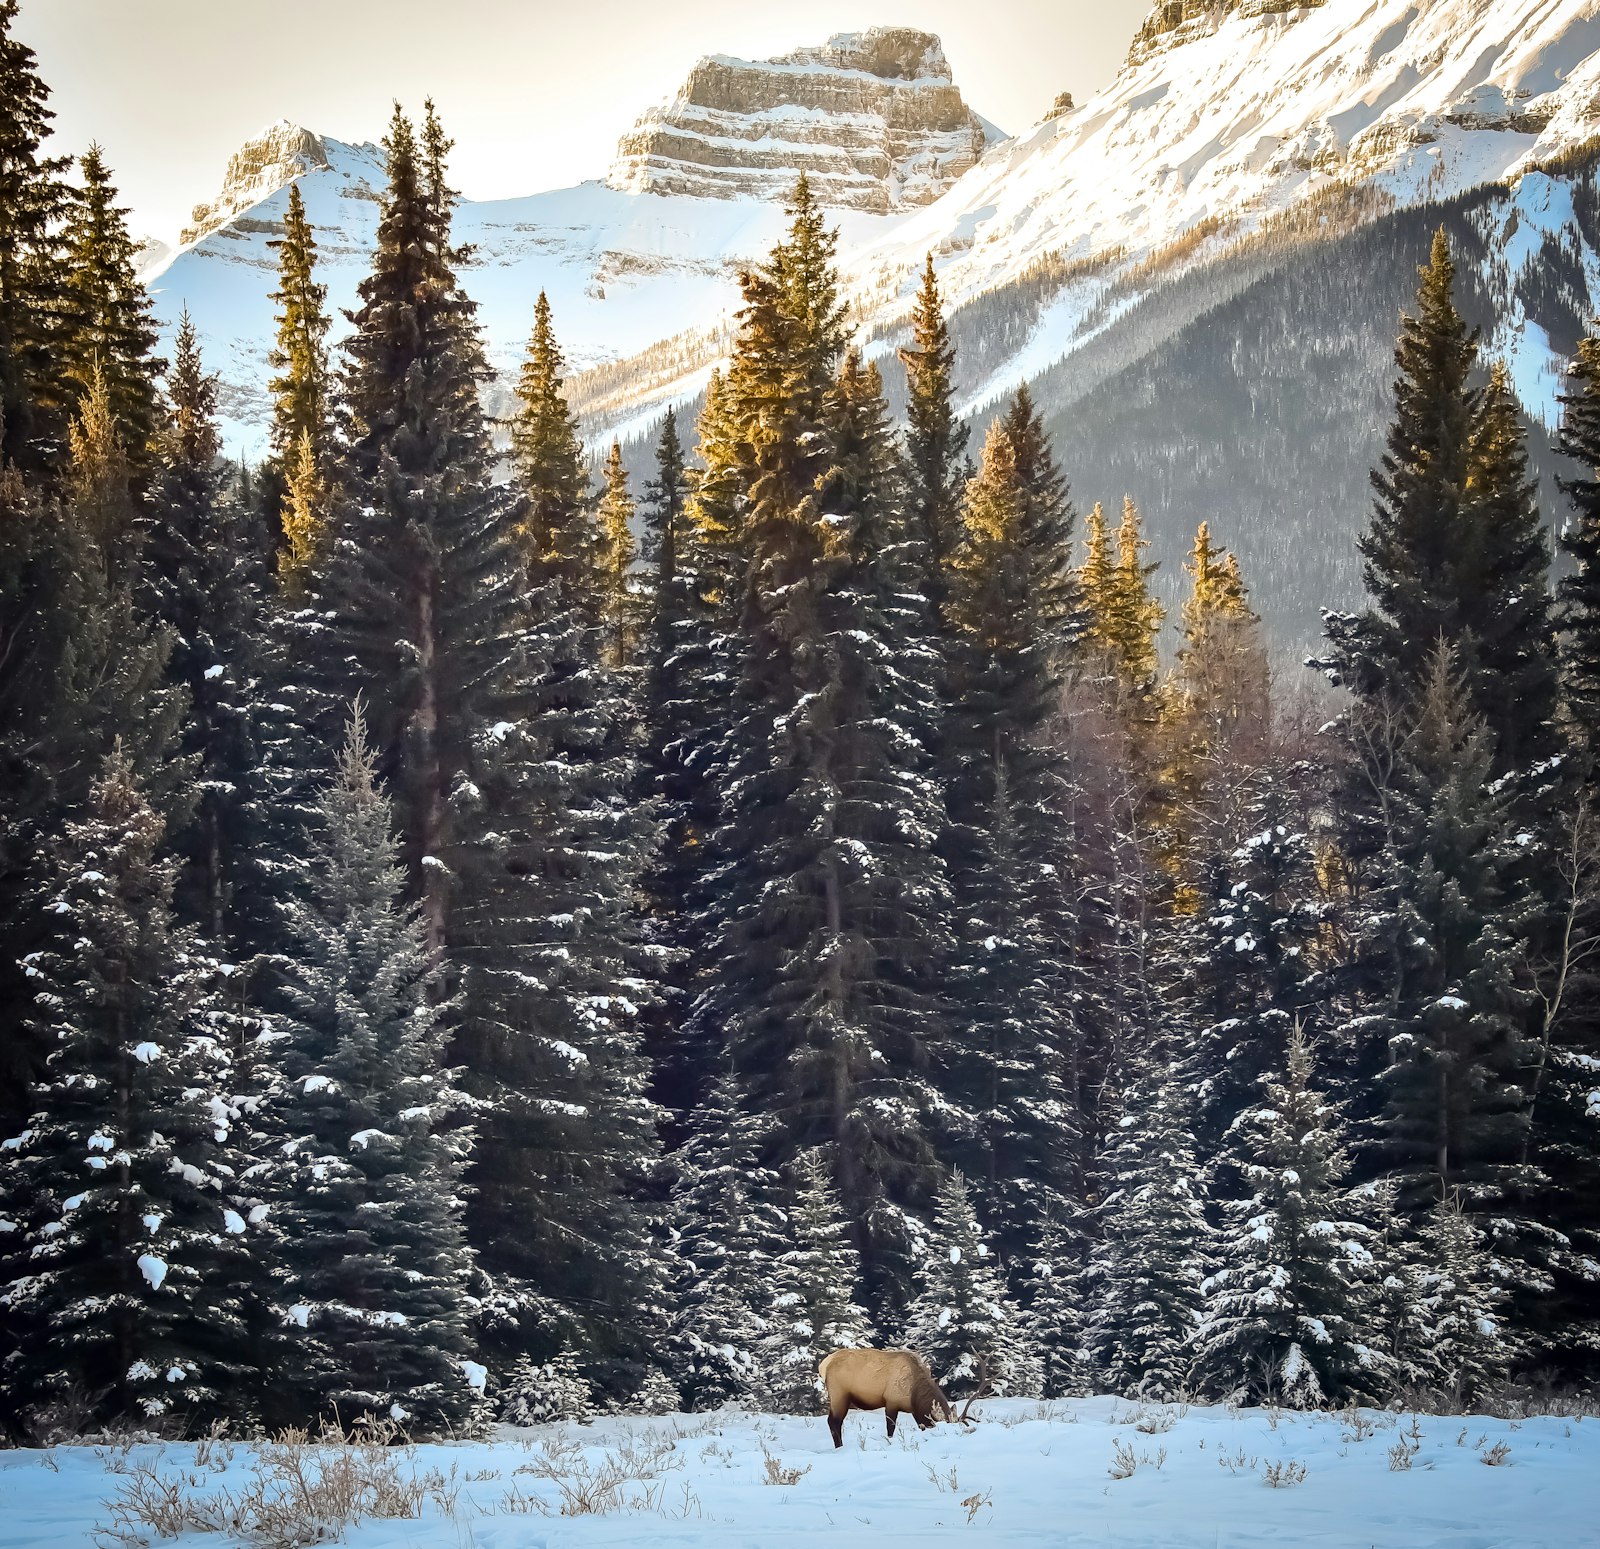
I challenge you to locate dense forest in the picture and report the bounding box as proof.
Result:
[1,3,1598,1438]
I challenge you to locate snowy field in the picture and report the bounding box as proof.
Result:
[2,1398,1596,1549]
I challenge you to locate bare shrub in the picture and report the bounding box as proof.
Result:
[507,1433,682,1517]
[1109,1439,1166,1479]
[961,1489,992,1524]
[1262,1459,1308,1488]
[96,1425,447,1547]
[1479,1440,1512,1467]
[759,1442,810,1488]
[1388,1416,1425,1472]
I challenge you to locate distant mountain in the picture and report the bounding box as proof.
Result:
[580,0,1600,647]
[146,3,1600,652]
[142,27,998,457]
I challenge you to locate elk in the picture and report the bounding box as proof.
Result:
[818,1348,960,1448]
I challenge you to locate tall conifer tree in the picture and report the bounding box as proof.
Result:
[0,0,72,474]
[58,146,162,469]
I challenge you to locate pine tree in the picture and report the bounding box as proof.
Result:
[940,413,1081,1267]
[264,712,479,1433]
[1323,229,1557,777]
[759,1151,874,1414]
[0,0,72,475]
[262,179,330,553]
[1192,1025,1376,1407]
[1081,1075,1210,1401]
[58,146,163,470]
[899,253,968,620]
[596,439,641,667]
[905,1171,1033,1399]
[0,749,257,1430]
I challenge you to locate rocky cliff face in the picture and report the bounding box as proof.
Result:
[180,122,354,246]
[1127,0,1328,66]
[606,27,1000,212]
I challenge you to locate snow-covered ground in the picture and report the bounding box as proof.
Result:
[4,1398,1595,1548]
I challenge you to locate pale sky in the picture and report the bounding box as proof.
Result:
[16,0,1151,243]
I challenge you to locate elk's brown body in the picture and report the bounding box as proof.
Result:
[818,1347,955,1448]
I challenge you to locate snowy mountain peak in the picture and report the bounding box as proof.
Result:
[179,121,379,247]
[605,27,1001,212]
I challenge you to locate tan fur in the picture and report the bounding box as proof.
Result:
[818,1348,955,1447]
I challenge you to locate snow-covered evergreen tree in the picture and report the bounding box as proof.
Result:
[1022,1208,1093,1397]
[905,1170,1033,1399]
[1179,781,1328,1193]
[758,1149,874,1414]
[499,1349,592,1426]
[1080,1075,1210,1401]
[263,710,479,1433]
[0,748,257,1430]
[1191,1025,1376,1407]
[1416,1189,1513,1406]
[667,1088,786,1410]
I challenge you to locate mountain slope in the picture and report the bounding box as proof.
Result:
[143,29,994,456]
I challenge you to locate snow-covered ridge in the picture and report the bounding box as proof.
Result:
[606,27,1002,213]
[178,121,376,248]
[839,0,1600,399]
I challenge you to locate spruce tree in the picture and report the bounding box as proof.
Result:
[667,1086,785,1410]
[940,413,1081,1267]
[262,179,330,552]
[265,712,479,1432]
[688,193,953,1309]
[1558,327,1600,755]
[1080,1074,1210,1401]
[58,146,163,470]
[596,438,641,667]
[1191,1025,1376,1407]
[1365,648,1537,1220]
[511,289,595,616]
[1180,781,1328,1185]
[1463,365,1558,773]
[1323,229,1557,777]
[323,108,661,1388]
[0,0,72,475]
[1021,1208,1093,1398]
[0,384,188,1135]
[635,407,710,1133]
[144,312,266,944]
[899,252,968,620]
[904,1170,1033,1399]
[0,749,256,1430]
[1416,1189,1513,1405]
[759,1150,874,1413]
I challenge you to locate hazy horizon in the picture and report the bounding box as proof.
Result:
[15,0,1151,244]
